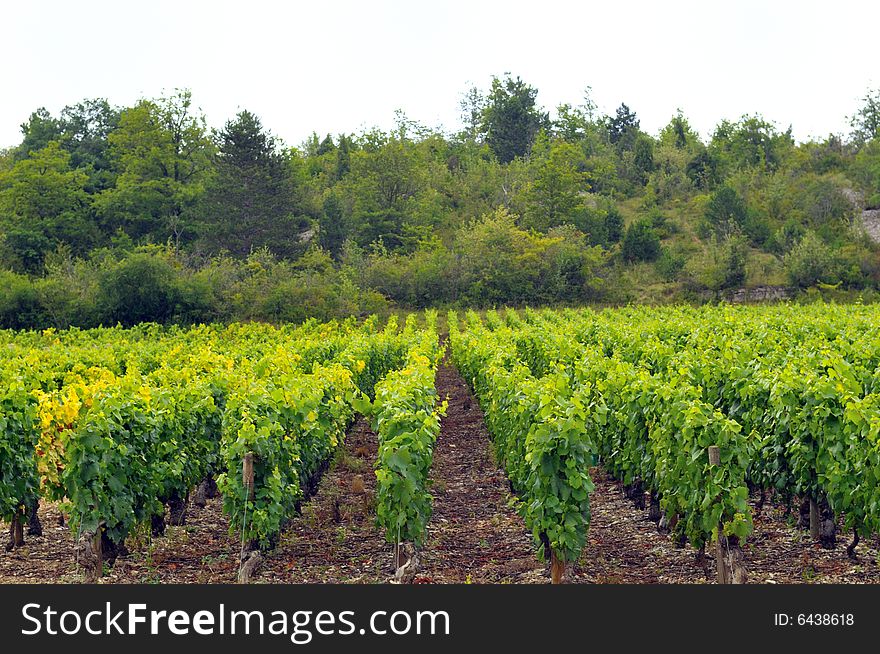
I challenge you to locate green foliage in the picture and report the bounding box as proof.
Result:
[709,115,794,175]
[0,270,46,328]
[704,185,749,238]
[97,252,179,326]
[481,75,549,163]
[784,231,837,288]
[604,206,624,243]
[199,110,301,256]
[3,79,880,323]
[849,87,880,145]
[449,314,595,562]
[686,235,748,291]
[632,134,655,183]
[365,332,444,546]
[65,379,223,542]
[0,384,39,522]
[318,192,348,258]
[95,90,212,244]
[622,219,661,262]
[523,136,588,230]
[452,208,605,305]
[218,364,356,547]
[0,141,96,271]
[851,140,880,205]
[607,103,639,148]
[656,247,687,281]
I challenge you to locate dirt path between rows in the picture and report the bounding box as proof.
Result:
[417,361,545,582]
[257,416,392,583]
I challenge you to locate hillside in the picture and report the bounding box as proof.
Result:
[1,82,880,328]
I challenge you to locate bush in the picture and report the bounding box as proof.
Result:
[604,207,624,243]
[722,236,748,288]
[784,232,837,288]
[0,271,46,329]
[261,271,389,324]
[656,248,687,281]
[770,219,806,254]
[705,185,750,236]
[621,219,661,262]
[97,253,180,326]
[685,236,748,291]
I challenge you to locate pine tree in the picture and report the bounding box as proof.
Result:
[199,110,299,256]
[335,134,351,179]
[318,192,348,258]
[608,103,640,147]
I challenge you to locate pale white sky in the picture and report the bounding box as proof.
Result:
[2,0,878,149]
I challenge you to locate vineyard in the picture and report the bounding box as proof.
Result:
[2,304,880,583]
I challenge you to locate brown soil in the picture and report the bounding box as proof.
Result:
[0,493,240,584]
[2,361,880,584]
[257,416,393,583]
[417,361,544,583]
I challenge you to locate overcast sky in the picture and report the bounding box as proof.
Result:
[2,0,878,149]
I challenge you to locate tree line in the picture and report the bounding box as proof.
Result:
[1,78,879,327]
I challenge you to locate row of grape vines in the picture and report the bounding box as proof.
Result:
[0,313,444,580]
[449,303,880,582]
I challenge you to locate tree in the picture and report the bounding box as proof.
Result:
[688,235,748,290]
[459,85,485,142]
[13,100,119,194]
[0,141,96,272]
[96,90,213,246]
[784,231,837,287]
[607,103,639,148]
[686,150,717,190]
[632,135,655,184]
[335,134,352,179]
[524,137,588,230]
[720,235,747,288]
[199,110,300,256]
[97,252,179,325]
[849,88,880,145]
[318,192,348,258]
[604,207,624,243]
[14,109,62,160]
[850,140,880,206]
[317,134,335,155]
[705,186,748,238]
[57,99,120,191]
[345,135,427,251]
[481,75,549,163]
[621,219,661,262]
[709,115,794,174]
[659,111,701,150]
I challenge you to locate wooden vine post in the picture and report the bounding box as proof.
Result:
[8,512,24,549]
[238,452,262,584]
[77,526,103,582]
[708,445,746,584]
[708,446,727,583]
[550,550,565,584]
[243,453,255,502]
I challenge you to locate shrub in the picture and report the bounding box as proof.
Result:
[656,248,687,281]
[97,253,180,326]
[686,236,748,291]
[621,219,661,262]
[604,207,624,243]
[784,232,837,288]
[0,271,46,329]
